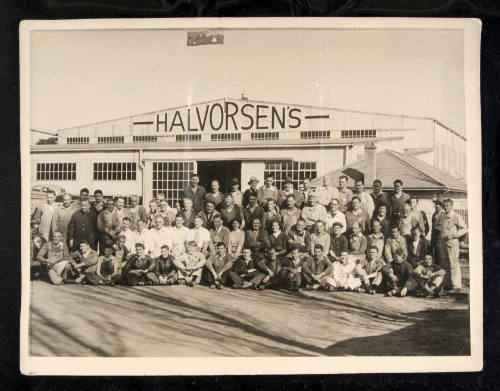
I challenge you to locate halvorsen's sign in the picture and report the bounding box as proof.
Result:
[132,100,330,133]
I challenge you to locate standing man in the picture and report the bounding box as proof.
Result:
[229,178,243,207]
[204,242,234,289]
[113,197,129,228]
[438,199,468,290]
[127,195,148,230]
[406,225,430,268]
[183,173,206,213]
[242,176,260,208]
[33,190,58,242]
[315,176,339,208]
[186,215,211,256]
[370,180,390,215]
[36,230,71,285]
[299,178,312,206]
[67,198,98,251]
[410,195,429,237]
[399,202,421,237]
[220,194,245,229]
[384,225,408,263]
[209,215,230,253]
[91,190,105,215]
[345,196,370,235]
[96,198,121,255]
[179,198,197,229]
[243,194,266,231]
[337,175,353,213]
[148,215,173,258]
[431,200,446,263]
[257,175,279,206]
[300,193,328,232]
[353,179,375,218]
[286,218,311,255]
[280,195,301,234]
[198,200,220,230]
[388,179,410,219]
[51,193,76,243]
[371,204,391,238]
[277,177,303,209]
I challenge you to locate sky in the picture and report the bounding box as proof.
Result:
[30,27,465,141]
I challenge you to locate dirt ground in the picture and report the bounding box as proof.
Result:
[29,277,470,357]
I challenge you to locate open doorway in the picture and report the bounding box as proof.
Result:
[197,160,241,193]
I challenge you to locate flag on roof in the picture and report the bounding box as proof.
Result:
[187,30,224,46]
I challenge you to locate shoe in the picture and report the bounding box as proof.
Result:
[305,284,313,291]
[177,280,186,285]
[356,288,365,293]
[312,284,320,290]
[400,287,407,297]
[187,281,194,287]
[369,289,376,295]
[242,282,253,289]
[209,284,216,289]
[138,281,145,286]
[63,279,77,284]
[215,282,222,290]
[327,286,335,292]
[232,284,242,289]
[109,281,115,287]
[386,289,396,297]
[166,280,173,286]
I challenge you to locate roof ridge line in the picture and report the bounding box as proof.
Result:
[385,150,445,187]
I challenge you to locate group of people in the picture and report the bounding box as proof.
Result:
[30,172,468,297]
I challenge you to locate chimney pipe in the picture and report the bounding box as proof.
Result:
[364,142,377,186]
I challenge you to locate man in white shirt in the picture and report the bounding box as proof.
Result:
[186,216,210,256]
[149,215,173,258]
[134,218,152,255]
[316,176,339,207]
[120,217,137,254]
[325,198,347,234]
[168,214,190,257]
[354,179,375,218]
[173,241,206,286]
[301,193,328,231]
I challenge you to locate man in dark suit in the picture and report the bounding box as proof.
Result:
[406,225,430,268]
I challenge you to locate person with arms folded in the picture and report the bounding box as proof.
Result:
[205,242,234,289]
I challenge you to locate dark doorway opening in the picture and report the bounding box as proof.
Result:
[197,160,241,193]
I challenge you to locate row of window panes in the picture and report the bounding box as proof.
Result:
[341,129,376,138]
[67,137,89,144]
[133,135,158,143]
[98,136,124,144]
[264,161,317,190]
[300,131,330,139]
[152,161,195,206]
[251,132,279,140]
[36,163,77,180]
[211,133,241,141]
[93,162,136,180]
[176,134,201,142]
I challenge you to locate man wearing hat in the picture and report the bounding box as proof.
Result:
[229,177,243,207]
[243,176,260,207]
[277,177,303,209]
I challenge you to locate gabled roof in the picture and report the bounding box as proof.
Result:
[310,149,467,193]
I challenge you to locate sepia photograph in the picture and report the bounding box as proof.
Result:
[19,18,482,375]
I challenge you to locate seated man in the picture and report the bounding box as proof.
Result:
[268,220,287,256]
[96,245,123,286]
[35,230,71,285]
[70,240,101,286]
[173,241,206,287]
[331,251,357,291]
[355,246,385,294]
[244,218,269,256]
[252,247,284,290]
[186,216,210,257]
[286,218,311,256]
[349,222,367,258]
[412,254,446,297]
[154,245,177,285]
[122,242,158,286]
[228,247,261,289]
[280,246,309,291]
[205,242,234,289]
[380,248,414,297]
[406,225,430,268]
[301,244,335,291]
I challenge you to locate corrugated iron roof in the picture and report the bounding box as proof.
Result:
[310,149,467,193]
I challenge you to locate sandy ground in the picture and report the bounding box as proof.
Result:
[29,277,470,357]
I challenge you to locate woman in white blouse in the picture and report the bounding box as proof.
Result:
[228,218,245,259]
